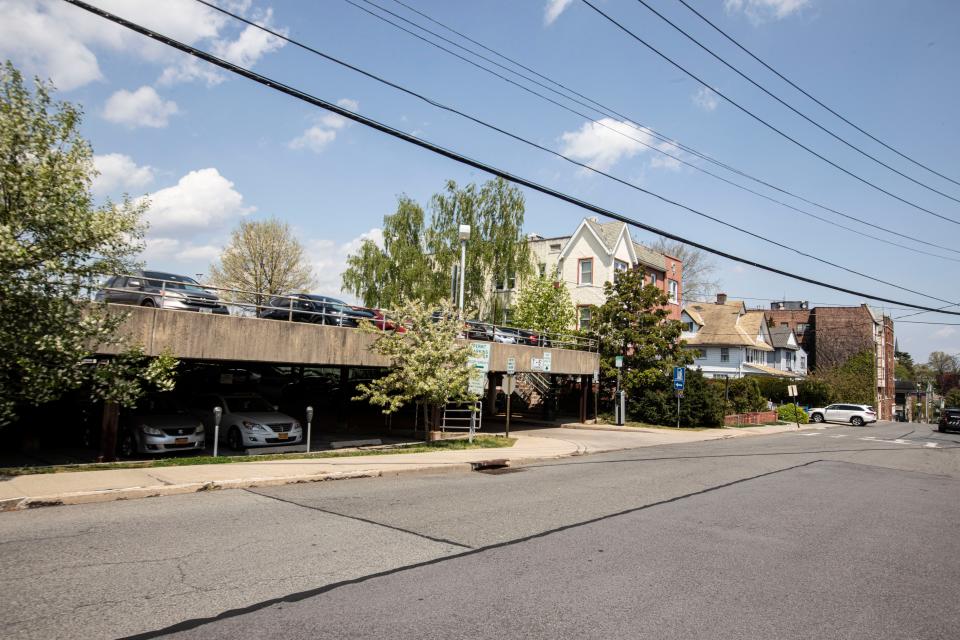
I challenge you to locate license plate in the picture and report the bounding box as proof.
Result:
[199,308,212,314]
[277,433,288,440]
[175,437,188,444]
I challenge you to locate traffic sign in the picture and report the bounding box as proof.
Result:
[506,357,516,375]
[787,384,798,397]
[502,375,515,395]
[615,355,623,368]
[673,366,685,390]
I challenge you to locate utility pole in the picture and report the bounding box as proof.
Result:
[458,224,470,315]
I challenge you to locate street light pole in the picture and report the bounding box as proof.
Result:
[458,224,470,315]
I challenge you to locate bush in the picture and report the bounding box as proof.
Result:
[726,377,767,414]
[777,404,808,424]
[944,388,960,408]
[626,369,725,428]
[798,378,832,407]
[756,377,789,404]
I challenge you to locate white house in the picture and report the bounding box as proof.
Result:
[681,295,803,379]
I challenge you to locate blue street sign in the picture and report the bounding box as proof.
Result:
[673,366,685,390]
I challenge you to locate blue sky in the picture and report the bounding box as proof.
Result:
[3,0,959,362]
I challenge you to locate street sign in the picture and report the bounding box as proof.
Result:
[787,384,798,397]
[673,366,686,390]
[615,355,624,368]
[502,375,516,395]
[593,369,599,384]
[467,343,491,395]
[506,356,516,375]
[542,351,552,373]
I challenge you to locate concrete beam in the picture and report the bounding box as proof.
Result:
[96,305,599,375]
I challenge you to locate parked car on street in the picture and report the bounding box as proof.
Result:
[190,393,302,450]
[808,404,877,426]
[118,393,205,457]
[259,294,375,327]
[95,271,228,314]
[938,407,960,433]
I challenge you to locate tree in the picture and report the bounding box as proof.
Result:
[649,237,719,302]
[591,267,691,399]
[945,388,960,408]
[510,274,575,334]
[895,348,916,381]
[209,218,314,309]
[0,62,176,426]
[343,178,531,320]
[927,351,958,394]
[353,300,473,433]
[813,350,875,405]
[342,196,441,309]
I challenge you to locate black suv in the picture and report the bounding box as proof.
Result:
[258,294,375,327]
[95,271,228,314]
[939,407,960,433]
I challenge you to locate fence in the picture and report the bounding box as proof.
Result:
[86,273,598,352]
[723,411,778,426]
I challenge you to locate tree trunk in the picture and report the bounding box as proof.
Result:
[99,401,119,462]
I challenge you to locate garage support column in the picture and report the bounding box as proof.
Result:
[486,372,497,416]
[579,375,588,424]
[99,401,119,462]
[337,366,349,430]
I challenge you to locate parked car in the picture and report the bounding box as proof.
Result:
[191,393,302,450]
[465,320,494,341]
[499,327,540,346]
[95,271,228,314]
[118,393,205,457]
[938,407,960,433]
[259,294,375,327]
[808,404,877,426]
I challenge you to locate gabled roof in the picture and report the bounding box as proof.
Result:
[768,325,800,350]
[560,218,638,265]
[632,242,667,271]
[682,301,773,350]
[580,217,667,270]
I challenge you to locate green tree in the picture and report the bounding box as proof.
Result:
[927,351,958,393]
[945,388,960,408]
[814,350,875,405]
[510,273,575,334]
[342,178,531,319]
[798,378,832,407]
[726,377,766,413]
[0,62,176,426]
[895,348,916,381]
[342,196,441,309]
[777,404,808,424]
[209,218,314,309]
[354,300,473,433]
[592,267,691,400]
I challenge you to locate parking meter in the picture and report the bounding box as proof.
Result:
[305,406,314,453]
[213,406,222,457]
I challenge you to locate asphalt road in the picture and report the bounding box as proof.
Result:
[2,420,959,639]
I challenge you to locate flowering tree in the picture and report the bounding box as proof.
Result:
[0,62,176,427]
[354,300,473,433]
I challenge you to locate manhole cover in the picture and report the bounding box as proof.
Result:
[476,467,526,475]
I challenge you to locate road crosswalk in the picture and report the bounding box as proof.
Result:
[794,431,941,448]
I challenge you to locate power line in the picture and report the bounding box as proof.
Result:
[632,0,960,205]
[580,0,960,226]
[672,0,960,190]
[60,0,960,318]
[189,0,958,305]
[358,0,960,258]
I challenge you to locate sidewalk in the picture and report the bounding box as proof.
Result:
[0,423,809,512]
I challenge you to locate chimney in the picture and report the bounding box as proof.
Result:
[716,293,727,305]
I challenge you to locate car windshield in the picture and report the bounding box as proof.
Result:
[225,396,275,413]
[144,271,209,294]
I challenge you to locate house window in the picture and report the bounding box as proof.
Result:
[720,348,729,363]
[494,271,516,291]
[796,323,808,335]
[613,259,628,280]
[549,243,562,253]
[685,321,695,332]
[538,262,547,277]
[800,356,806,369]
[696,348,707,359]
[578,258,593,285]
[648,271,657,286]
[668,279,678,303]
[578,306,592,330]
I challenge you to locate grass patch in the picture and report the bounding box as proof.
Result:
[0,436,516,477]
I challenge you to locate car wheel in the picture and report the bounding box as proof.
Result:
[811,413,823,423]
[140,299,155,307]
[851,416,864,427]
[118,431,136,458]
[227,427,244,451]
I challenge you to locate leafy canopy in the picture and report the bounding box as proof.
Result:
[0,61,175,425]
[510,273,575,334]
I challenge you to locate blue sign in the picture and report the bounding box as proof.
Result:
[673,366,686,390]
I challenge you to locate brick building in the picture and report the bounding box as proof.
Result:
[765,302,895,419]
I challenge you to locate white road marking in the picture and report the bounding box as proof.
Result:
[828,435,848,438]
[924,442,940,448]
[799,433,821,436]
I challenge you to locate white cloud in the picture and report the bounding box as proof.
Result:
[140,168,254,236]
[289,98,358,153]
[309,228,384,298]
[157,57,223,87]
[544,0,574,26]
[724,0,810,24]
[693,86,719,111]
[103,86,179,128]
[559,118,658,172]
[933,327,957,339]
[212,8,286,67]
[92,153,155,195]
[648,142,684,171]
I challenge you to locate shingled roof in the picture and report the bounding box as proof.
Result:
[682,301,773,351]
[582,217,667,270]
[768,325,799,350]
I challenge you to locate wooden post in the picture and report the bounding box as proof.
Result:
[99,401,119,462]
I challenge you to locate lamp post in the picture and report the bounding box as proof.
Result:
[458,224,470,315]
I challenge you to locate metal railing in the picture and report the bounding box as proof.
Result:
[85,274,599,352]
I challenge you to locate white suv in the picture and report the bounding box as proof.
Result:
[808,404,877,426]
